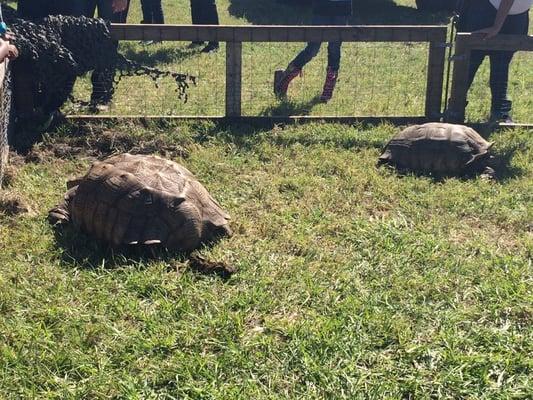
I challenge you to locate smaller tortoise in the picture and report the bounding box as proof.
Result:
[49,154,231,251]
[378,123,495,177]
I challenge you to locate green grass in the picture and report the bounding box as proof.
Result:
[1,1,532,398]
[1,120,532,398]
[63,0,533,123]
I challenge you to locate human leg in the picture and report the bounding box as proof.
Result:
[487,10,529,121]
[274,14,326,98]
[199,0,220,52]
[189,0,205,46]
[113,0,131,23]
[488,51,514,121]
[320,16,347,102]
[88,0,117,109]
[141,0,153,23]
[17,0,52,19]
[274,42,321,98]
[152,0,165,24]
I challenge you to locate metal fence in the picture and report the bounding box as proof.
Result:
[0,60,13,188]
[65,24,448,123]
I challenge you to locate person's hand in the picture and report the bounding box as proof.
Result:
[0,39,10,62]
[473,25,501,40]
[112,0,128,13]
[7,44,18,60]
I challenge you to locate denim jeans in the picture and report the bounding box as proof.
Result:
[141,0,165,24]
[290,15,348,72]
[458,0,529,115]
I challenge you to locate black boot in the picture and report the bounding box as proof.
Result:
[490,99,513,123]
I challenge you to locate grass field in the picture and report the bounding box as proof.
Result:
[63,0,533,123]
[1,1,532,399]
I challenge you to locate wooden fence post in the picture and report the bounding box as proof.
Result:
[425,33,447,121]
[226,41,242,117]
[446,35,471,123]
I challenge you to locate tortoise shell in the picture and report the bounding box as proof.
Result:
[378,123,493,175]
[49,153,231,251]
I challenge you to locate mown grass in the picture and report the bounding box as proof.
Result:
[1,0,532,398]
[1,120,532,398]
[63,0,533,123]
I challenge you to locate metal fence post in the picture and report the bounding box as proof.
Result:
[226,41,242,118]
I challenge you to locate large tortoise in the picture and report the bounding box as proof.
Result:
[49,153,232,251]
[378,123,495,177]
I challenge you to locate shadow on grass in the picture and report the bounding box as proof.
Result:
[188,118,386,152]
[354,0,451,25]
[260,96,323,117]
[52,225,234,279]
[228,0,311,25]
[53,225,181,269]
[228,0,451,25]
[120,43,198,67]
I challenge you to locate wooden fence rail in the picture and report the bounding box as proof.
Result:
[109,24,448,121]
[447,33,533,123]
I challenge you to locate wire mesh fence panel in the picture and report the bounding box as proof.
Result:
[58,23,452,119]
[0,62,13,188]
[239,41,428,117]
[63,41,226,116]
[465,51,533,123]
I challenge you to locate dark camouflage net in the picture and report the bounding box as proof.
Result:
[3,5,195,114]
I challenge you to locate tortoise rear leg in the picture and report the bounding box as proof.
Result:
[48,186,78,226]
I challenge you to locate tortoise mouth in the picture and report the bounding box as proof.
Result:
[203,224,232,244]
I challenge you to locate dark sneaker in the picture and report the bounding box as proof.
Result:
[490,112,513,124]
[89,102,111,114]
[201,42,219,53]
[188,41,205,48]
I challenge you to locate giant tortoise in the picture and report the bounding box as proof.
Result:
[378,123,495,177]
[49,153,232,251]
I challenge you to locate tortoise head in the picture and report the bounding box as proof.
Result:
[202,218,233,244]
[465,142,496,174]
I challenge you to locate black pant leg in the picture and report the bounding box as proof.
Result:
[153,0,165,24]
[488,51,514,114]
[113,0,131,23]
[190,0,203,24]
[203,0,219,25]
[85,0,98,18]
[141,0,153,23]
[466,50,486,90]
[17,0,51,19]
[88,0,118,105]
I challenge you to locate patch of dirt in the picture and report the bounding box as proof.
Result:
[87,130,190,159]
[25,143,84,164]
[0,165,18,188]
[188,254,236,279]
[7,151,26,167]
[0,192,31,216]
[23,129,189,164]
